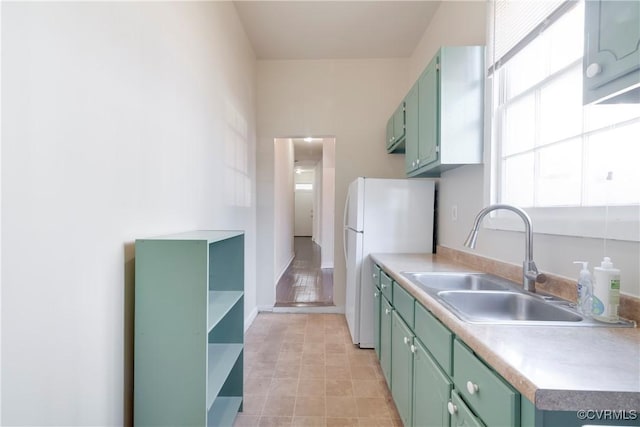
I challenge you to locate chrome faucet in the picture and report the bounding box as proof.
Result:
[464,204,546,293]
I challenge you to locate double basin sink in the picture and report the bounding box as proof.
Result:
[401,272,634,327]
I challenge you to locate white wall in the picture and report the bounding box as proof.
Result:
[313,161,323,244]
[274,138,295,286]
[321,138,336,269]
[410,1,640,296]
[1,2,257,425]
[256,60,408,309]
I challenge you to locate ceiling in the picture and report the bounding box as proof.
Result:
[234,1,441,60]
[293,138,324,168]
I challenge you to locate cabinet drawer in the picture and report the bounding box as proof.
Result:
[393,282,414,328]
[414,302,453,376]
[373,264,381,289]
[380,271,393,301]
[453,339,519,427]
[450,390,485,427]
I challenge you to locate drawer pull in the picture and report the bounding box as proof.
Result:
[410,344,416,354]
[373,273,378,279]
[381,284,387,289]
[385,308,391,315]
[466,381,479,395]
[403,336,410,345]
[447,401,457,415]
[374,291,379,298]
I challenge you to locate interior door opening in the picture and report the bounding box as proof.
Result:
[273,137,336,307]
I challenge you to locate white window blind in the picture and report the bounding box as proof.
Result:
[488,0,568,71]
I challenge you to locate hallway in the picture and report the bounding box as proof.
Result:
[275,237,334,307]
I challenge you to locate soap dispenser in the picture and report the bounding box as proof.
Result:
[592,257,621,322]
[573,261,592,317]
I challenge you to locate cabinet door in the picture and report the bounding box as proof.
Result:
[404,83,419,173]
[584,0,640,103]
[412,339,452,427]
[417,54,439,168]
[373,286,381,360]
[393,102,406,143]
[391,311,414,427]
[449,390,485,427]
[386,115,395,150]
[380,296,393,387]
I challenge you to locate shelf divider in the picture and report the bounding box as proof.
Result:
[208,291,243,332]
[207,396,242,427]
[206,343,243,410]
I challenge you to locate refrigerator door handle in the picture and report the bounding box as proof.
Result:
[343,183,352,263]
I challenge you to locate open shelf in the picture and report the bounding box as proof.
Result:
[208,291,244,332]
[207,396,243,427]
[206,343,243,410]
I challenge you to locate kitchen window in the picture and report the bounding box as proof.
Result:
[487,0,640,241]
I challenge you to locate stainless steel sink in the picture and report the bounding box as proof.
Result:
[401,272,510,294]
[400,271,635,327]
[438,290,583,324]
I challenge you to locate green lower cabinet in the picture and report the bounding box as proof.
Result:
[412,339,452,427]
[391,311,414,427]
[450,390,485,427]
[373,285,381,359]
[521,397,640,427]
[380,296,393,387]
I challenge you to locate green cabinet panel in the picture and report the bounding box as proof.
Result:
[387,102,406,152]
[583,0,640,104]
[373,284,381,360]
[405,46,484,177]
[135,231,244,427]
[450,390,486,427]
[412,339,452,427]
[404,82,419,173]
[380,270,393,301]
[414,301,453,376]
[380,296,393,387]
[453,339,519,427]
[393,281,415,329]
[391,311,414,427]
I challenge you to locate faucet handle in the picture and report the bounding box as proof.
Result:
[535,273,547,284]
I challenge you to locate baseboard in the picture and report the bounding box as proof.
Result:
[257,305,274,312]
[320,262,334,269]
[271,305,345,314]
[274,253,295,287]
[244,306,258,332]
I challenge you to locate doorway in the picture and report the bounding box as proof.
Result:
[273,137,335,307]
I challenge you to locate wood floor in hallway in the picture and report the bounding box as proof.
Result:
[275,237,334,307]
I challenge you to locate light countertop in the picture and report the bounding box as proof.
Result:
[370,253,640,412]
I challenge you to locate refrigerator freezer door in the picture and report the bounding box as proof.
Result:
[344,227,364,345]
[345,177,365,232]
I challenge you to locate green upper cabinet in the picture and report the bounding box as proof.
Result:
[404,46,484,177]
[387,101,406,152]
[583,0,640,104]
[404,82,419,173]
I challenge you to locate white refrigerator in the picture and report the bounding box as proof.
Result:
[343,177,435,348]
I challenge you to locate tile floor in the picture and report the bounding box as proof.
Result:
[275,237,334,307]
[234,313,401,427]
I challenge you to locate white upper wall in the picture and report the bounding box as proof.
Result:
[1,2,256,425]
[274,138,295,285]
[256,59,408,308]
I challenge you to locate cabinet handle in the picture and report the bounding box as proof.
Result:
[403,336,410,345]
[381,284,387,289]
[410,344,416,353]
[374,291,379,298]
[372,273,378,279]
[447,401,457,415]
[385,308,391,315]
[466,381,479,395]
[417,158,420,165]
[586,62,602,78]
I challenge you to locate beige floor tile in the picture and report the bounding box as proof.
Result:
[281,341,305,353]
[298,379,326,397]
[233,414,260,426]
[302,342,326,353]
[325,353,349,367]
[357,418,397,426]
[324,365,351,380]
[300,364,326,380]
[258,416,292,427]
[350,366,377,381]
[326,418,359,427]
[279,351,303,363]
[325,396,358,418]
[325,379,353,397]
[355,397,390,418]
[269,378,299,397]
[351,379,385,398]
[295,397,326,417]
[274,361,301,379]
[242,394,268,415]
[262,395,296,417]
[325,342,346,353]
[291,416,326,426]
[245,376,273,395]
